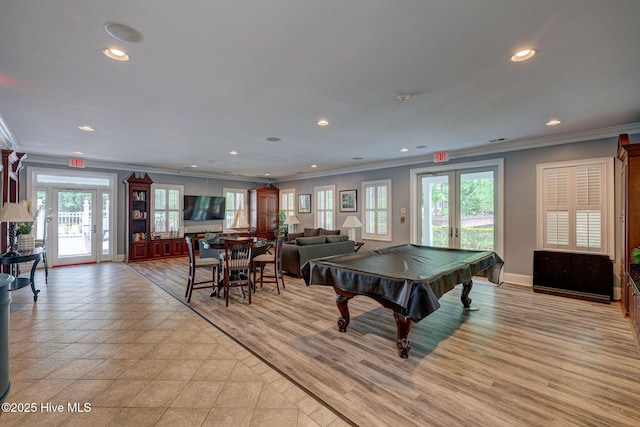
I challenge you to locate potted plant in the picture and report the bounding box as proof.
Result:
[632,247,640,270]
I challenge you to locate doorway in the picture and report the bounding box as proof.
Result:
[411,159,504,255]
[28,168,117,267]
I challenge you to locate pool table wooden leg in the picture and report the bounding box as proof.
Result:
[393,312,412,358]
[335,294,351,332]
[461,279,479,311]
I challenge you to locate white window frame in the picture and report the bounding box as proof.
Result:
[314,185,335,229]
[151,184,184,237]
[224,188,248,231]
[361,179,392,241]
[536,157,614,258]
[280,188,295,218]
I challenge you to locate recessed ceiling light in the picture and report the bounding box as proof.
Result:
[73,151,84,155]
[546,119,562,126]
[266,137,281,142]
[103,47,130,61]
[311,164,318,168]
[317,119,329,127]
[78,125,94,132]
[510,48,536,62]
[229,150,238,155]
[396,93,411,102]
[415,145,427,149]
[400,148,409,152]
[189,164,198,168]
[264,173,270,176]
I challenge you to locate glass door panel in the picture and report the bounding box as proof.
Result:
[418,167,496,251]
[459,170,496,250]
[418,173,451,247]
[54,190,96,265]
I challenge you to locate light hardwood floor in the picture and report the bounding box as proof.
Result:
[5,259,640,426]
[130,258,640,427]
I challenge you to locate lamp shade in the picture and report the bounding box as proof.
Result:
[283,215,300,225]
[341,215,362,229]
[0,203,34,223]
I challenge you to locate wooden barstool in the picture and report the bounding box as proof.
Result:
[253,236,285,294]
[185,236,220,302]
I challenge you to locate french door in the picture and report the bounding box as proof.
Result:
[29,168,116,267]
[417,166,498,251]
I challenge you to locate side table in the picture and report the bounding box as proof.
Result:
[0,248,44,302]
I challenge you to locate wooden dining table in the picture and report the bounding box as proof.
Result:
[199,236,271,297]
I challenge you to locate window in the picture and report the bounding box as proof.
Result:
[280,189,295,218]
[362,179,392,241]
[152,184,183,236]
[314,185,335,229]
[537,158,613,256]
[224,188,247,230]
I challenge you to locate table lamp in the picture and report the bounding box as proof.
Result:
[342,215,362,241]
[284,215,300,233]
[0,202,34,256]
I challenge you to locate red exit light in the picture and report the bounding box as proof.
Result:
[434,151,448,162]
[68,158,85,168]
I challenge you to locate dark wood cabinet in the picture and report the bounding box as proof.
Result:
[125,172,152,261]
[618,133,640,348]
[149,238,187,259]
[1,149,27,253]
[249,184,279,240]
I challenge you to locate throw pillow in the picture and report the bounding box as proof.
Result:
[303,228,320,237]
[319,228,340,235]
[296,235,327,246]
[326,235,348,243]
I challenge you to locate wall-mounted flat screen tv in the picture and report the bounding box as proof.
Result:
[183,195,226,221]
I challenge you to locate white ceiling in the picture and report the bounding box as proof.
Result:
[1,0,639,181]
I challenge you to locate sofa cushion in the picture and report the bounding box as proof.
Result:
[296,235,327,246]
[303,228,320,237]
[319,228,340,235]
[287,232,304,242]
[326,234,348,243]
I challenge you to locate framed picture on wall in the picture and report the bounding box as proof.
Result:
[339,190,357,212]
[298,194,311,213]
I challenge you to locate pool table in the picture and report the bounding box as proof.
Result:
[302,244,503,358]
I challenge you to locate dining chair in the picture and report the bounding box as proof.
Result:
[220,239,253,306]
[253,236,285,294]
[185,236,220,303]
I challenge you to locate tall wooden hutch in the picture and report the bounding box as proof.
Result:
[1,149,27,253]
[617,133,640,347]
[249,184,279,240]
[125,172,152,261]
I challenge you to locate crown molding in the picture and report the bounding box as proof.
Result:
[274,122,640,182]
[21,123,640,183]
[23,154,272,183]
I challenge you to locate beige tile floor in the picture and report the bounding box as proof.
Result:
[1,263,351,427]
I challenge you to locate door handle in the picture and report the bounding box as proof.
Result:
[93,224,96,234]
[455,228,459,238]
[449,228,453,238]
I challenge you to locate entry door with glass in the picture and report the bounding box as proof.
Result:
[53,189,98,265]
[418,167,497,251]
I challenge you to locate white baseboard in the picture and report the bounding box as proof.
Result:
[502,272,532,287]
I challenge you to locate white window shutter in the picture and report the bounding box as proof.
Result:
[543,169,570,249]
